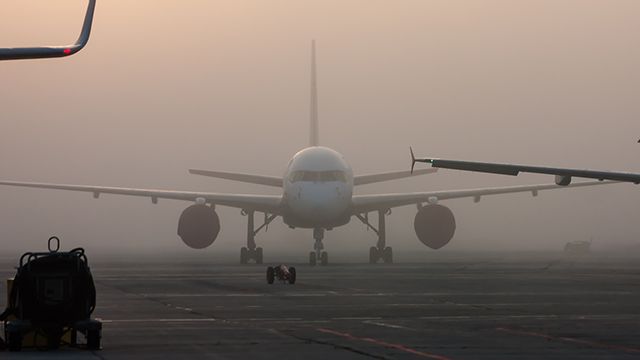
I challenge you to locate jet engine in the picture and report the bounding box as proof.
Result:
[414,204,456,249]
[177,204,220,249]
[555,175,572,186]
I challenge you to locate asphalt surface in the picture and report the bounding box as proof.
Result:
[0,252,639,359]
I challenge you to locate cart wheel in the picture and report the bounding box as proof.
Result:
[8,330,22,352]
[266,266,275,284]
[87,329,101,350]
[289,267,296,284]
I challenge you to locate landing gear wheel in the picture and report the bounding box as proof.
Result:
[369,246,378,264]
[320,251,329,266]
[86,329,101,350]
[256,247,264,264]
[383,247,393,264]
[309,252,317,266]
[266,266,275,284]
[8,330,21,352]
[240,247,249,264]
[289,267,297,284]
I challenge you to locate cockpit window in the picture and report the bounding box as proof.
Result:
[289,170,347,183]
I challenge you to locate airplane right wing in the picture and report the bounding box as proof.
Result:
[0,180,283,214]
[0,0,96,61]
[351,180,617,214]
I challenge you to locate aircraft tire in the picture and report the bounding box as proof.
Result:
[256,247,264,264]
[383,247,393,264]
[369,247,378,264]
[240,247,248,264]
[320,251,328,266]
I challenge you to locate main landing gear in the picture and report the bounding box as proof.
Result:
[240,210,277,264]
[309,228,329,266]
[356,209,393,264]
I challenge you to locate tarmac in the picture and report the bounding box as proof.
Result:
[0,251,639,359]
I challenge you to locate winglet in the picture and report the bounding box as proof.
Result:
[410,147,435,173]
[74,0,97,51]
[410,147,416,174]
[0,0,96,61]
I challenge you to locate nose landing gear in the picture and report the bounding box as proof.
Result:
[309,228,328,266]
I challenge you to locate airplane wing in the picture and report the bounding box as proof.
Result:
[0,0,96,61]
[350,180,616,214]
[0,180,283,214]
[188,169,283,187]
[353,168,437,186]
[187,168,438,187]
[414,157,640,185]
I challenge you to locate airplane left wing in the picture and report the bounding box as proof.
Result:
[351,180,616,214]
[0,180,283,214]
[354,168,437,186]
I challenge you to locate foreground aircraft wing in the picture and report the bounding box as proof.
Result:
[412,156,640,185]
[0,0,96,61]
[0,180,282,214]
[353,168,437,186]
[351,180,616,214]
[188,169,283,187]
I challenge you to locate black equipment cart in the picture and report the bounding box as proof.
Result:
[0,236,102,351]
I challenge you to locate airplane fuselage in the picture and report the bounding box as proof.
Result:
[282,146,353,228]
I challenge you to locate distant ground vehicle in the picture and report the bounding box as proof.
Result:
[267,265,296,284]
[564,240,592,254]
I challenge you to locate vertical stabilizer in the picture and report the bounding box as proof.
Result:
[309,40,319,146]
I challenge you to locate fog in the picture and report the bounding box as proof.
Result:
[1,0,639,258]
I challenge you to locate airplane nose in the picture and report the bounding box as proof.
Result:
[293,184,348,220]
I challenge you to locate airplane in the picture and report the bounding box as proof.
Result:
[0,41,617,265]
[411,148,640,185]
[0,0,95,61]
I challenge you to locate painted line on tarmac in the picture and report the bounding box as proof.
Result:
[333,317,381,320]
[229,317,303,321]
[420,314,640,321]
[316,327,452,360]
[388,302,620,307]
[134,291,633,297]
[100,317,303,323]
[496,327,640,354]
[99,318,218,323]
[363,320,415,330]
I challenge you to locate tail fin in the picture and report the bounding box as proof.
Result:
[309,40,319,146]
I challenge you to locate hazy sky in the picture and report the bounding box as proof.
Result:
[1,1,639,256]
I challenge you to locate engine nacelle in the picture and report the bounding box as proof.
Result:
[555,175,572,186]
[177,204,220,249]
[414,204,456,249]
